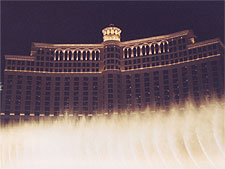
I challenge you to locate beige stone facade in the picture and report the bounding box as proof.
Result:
[1,25,224,121]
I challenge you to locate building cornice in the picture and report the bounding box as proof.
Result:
[5,55,35,61]
[32,42,104,49]
[187,38,225,49]
[120,30,193,46]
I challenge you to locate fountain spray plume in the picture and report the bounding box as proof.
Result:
[0,99,224,169]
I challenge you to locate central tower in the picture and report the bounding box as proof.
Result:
[102,24,122,114]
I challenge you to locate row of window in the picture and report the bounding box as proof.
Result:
[7,52,217,73]
[104,59,121,64]
[169,37,186,46]
[5,61,220,87]
[104,46,120,53]
[37,62,100,67]
[124,49,217,64]
[123,51,218,70]
[7,60,100,67]
[188,44,217,54]
[123,42,218,59]
[35,37,186,58]
[124,43,169,58]
[55,50,100,61]
[7,79,99,113]
[37,49,54,55]
[104,53,121,59]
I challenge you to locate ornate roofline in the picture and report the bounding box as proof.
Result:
[31,30,194,49]
[120,30,194,46]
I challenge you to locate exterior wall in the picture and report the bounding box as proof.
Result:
[1,28,224,121]
[120,55,224,112]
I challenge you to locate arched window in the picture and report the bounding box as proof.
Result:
[60,51,63,60]
[137,47,140,57]
[133,48,136,57]
[69,51,72,60]
[124,49,128,58]
[78,51,81,60]
[87,51,90,60]
[83,51,86,60]
[92,51,95,60]
[160,43,164,53]
[146,45,150,55]
[155,44,159,54]
[128,48,132,58]
[142,46,146,56]
[56,51,59,60]
[65,51,68,60]
[74,51,77,60]
[165,42,168,53]
[151,44,154,54]
[96,51,99,60]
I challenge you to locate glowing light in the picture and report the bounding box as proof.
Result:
[102,25,121,42]
[0,82,3,91]
[9,113,15,116]
[190,37,195,44]
[0,100,224,169]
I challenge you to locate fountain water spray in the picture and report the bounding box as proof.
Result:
[0,100,224,169]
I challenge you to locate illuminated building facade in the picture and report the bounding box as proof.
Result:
[1,25,224,120]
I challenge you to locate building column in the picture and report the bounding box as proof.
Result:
[140,45,143,56]
[158,42,161,54]
[132,47,135,58]
[63,50,65,60]
[153,44,156,55]
[54,50,56,60]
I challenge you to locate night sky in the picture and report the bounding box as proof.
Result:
[1,1,224,81]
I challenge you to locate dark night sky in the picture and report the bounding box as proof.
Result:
[1,1,224,81]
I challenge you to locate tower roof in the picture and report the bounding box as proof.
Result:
[102,24,122,42]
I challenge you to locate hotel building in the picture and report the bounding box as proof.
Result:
[1,25,224,120]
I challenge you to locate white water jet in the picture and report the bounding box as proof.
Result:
[0,101,225,169]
